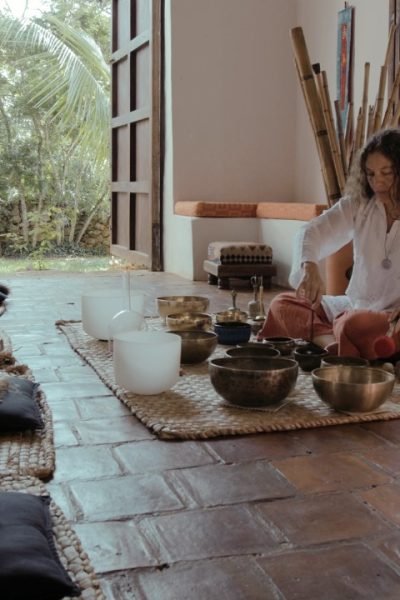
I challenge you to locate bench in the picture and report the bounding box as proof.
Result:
[172,201,326,287]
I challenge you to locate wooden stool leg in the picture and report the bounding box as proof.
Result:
[263,276,272,289]
[218,277,230,289]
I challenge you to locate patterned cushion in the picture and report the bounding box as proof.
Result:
[208,242,273,264]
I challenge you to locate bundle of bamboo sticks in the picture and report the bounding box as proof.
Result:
[290,24,398,206]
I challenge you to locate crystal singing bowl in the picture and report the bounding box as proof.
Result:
[113,331,181,395]
[81,289,145,341]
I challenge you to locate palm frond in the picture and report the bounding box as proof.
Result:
[0,13,110,165]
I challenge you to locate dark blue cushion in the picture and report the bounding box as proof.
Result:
[0,492,80,599]
[0,376,43,432]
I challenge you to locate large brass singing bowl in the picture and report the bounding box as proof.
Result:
[157,295,210,323]
[209,357,298,408]
[312,366,395,412]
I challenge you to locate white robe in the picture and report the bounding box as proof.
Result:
[289,195,400,322]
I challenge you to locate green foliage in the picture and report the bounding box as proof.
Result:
[0,0,111,257]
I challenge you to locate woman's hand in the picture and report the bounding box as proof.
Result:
[388,308,400,335]
[296,261,325,308]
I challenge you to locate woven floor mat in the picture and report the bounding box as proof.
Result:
[0,332,55,479]
[0,329,12,353]
[0,474,105,600]
[0,383,55,479]
[57,320,400,440]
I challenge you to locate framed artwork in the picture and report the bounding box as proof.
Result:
[337,4,354,130]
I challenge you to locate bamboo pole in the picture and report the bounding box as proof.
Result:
[317,71,346,192]
[382,62,400,128]
[389,100,400,127]
[294,61,330,200]
[344,101,354,163]
[366,105,375,139]
[354,107,364,152]
[373,66,388,131]
[384,22,397,72]
[290,27,341,206]
[334,99,347,177]
[360,63,370,146]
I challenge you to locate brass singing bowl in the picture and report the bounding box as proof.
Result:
[168,330,218,364]
[263,336,296,356]
[293,344,329,372]
[166,312,213,331]
[312,366,395,412]
[215,308,248,324]
[157,295,210,323]
[225,345,280,358]
[320,355,369,368]
[209,356,298,408]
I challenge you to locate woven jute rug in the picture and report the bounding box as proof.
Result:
[57,320,400,440]
[0,473,105,600]
[0,330,55,479]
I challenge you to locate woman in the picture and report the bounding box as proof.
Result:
[258,127,400,360]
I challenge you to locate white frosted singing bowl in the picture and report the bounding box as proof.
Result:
[113,331,181,394]
[108,309,145,341]
[81,289,145,341]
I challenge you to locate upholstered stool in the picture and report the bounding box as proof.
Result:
[203,241,277,289]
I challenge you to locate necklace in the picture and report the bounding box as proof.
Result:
[382,224,399,269]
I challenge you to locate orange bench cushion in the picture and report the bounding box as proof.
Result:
[174,201,258,218]
[256,202,326,220]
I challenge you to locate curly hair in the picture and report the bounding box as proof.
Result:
[344,128,400,203]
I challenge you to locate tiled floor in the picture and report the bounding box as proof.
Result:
[2,269,400,599]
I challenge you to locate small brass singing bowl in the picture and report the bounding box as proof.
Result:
[215,309,248,324]
[166,312,213,331]
[263,336,296,356]
[225,345,280,359]
[157,295,210,323]
[168,330,218,364]
[293,344,329,372]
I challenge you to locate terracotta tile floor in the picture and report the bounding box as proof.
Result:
[3,269,400,599]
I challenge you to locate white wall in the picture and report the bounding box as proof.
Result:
[163,0,392,278]
[163,0,298,275]
[169,0,297,203]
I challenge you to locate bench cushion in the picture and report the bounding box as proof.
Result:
[174,201,258,218]
[256,202,326,220]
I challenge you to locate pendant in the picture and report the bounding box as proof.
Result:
[382,257,392,269]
